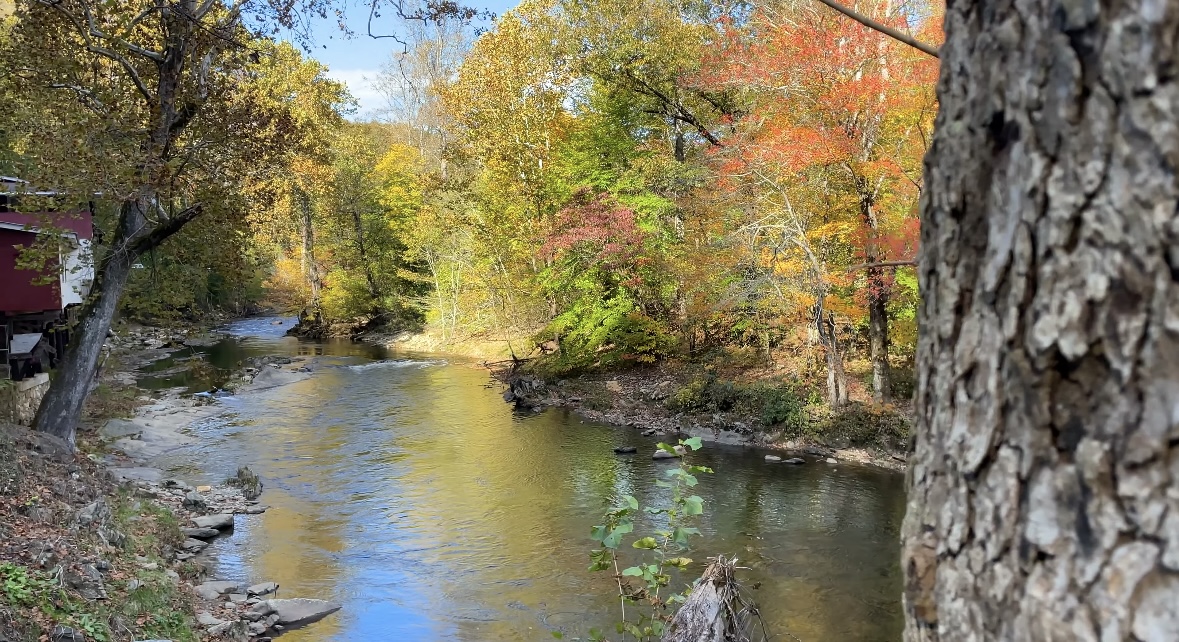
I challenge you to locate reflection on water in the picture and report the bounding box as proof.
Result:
[152,319,906,641]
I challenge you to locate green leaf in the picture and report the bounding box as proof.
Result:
[683,495,704,515]
[590,525,607,542]
[671,526,701,546]
[621,566,643,576]
[651,620,666,636]
[624,495,639,510]
[656,442,677,454]
[589,628,605,641]
[665,557,693,568]
[688,465,714,474]
[551,632,564,639]
[632,537,659,549]
[603,522,632,549]
[682,436,703,451]
[682,473,698,487]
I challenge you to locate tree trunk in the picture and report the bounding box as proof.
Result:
[350,208,380,305]
[814,298,849,408]
[296,187,321,310]
[902,1,1179,640]
[33,199,144,447]
[861,193,892,403]
[867,267,891,403]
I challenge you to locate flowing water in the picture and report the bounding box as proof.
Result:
[145,318,906,641]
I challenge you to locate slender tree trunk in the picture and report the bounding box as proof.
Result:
[903,0,1179,640]
[350,209,380,305]
[861,193,892,403]
[814,298,848,408]
[296,187,321,311]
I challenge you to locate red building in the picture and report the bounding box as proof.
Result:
[0,176,95,380]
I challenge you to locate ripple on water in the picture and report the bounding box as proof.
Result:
[150,322,906,642]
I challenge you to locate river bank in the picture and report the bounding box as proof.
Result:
[0,321,343,642]
[351,326,911,472]
[53,316,907,641]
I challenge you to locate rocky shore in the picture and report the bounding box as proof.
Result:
[0,324,341,642]
[501,369,910,472]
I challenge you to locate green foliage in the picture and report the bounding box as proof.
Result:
[538,299,676,376]
[669,374,811,428]
[587,438,711,641]
[814,403,911,451]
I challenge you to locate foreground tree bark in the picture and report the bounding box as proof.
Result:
[902,0,1179,640]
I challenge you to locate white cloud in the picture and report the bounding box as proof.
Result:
[325,69,385,120]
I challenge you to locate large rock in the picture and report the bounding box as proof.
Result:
[194,580,246,600]
[107,467,164,484]
[192,514,235,530]
[182,491,206,509]
[247,581,279,597]
[181,538,208,553]
[76,498,109,527]
[764,455,782,462]
[196,612,225,627]
[182,527,221,540]
[266,598,342,626]
[783,458,805,465]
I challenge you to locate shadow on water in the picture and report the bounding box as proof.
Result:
[149,318,906,641]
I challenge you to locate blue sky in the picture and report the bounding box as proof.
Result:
[301,1,519,118]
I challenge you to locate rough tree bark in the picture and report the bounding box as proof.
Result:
[902,0,1179,640]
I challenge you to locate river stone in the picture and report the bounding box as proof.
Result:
[248,582,279,597]
[183,491,206,509]
[107,467,165,484]
[196,612,224,627]
[192,514,235,530]
[181,538,208,552]
[826,457,838,464]
[652,449,678,459]
[783,458,805,465]
[266,598,342,626]
[613,446,637,454]
[194,580,246,600]
[183,527,221,539]
[765,455,782,462]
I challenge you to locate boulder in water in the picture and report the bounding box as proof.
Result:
[266,598,342,626]
[764,455,782,462]
[614,446,638,454]
[192,514,235,530]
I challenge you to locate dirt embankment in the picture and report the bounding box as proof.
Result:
[0,322,332,642]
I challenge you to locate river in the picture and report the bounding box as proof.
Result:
[140,317,906,641]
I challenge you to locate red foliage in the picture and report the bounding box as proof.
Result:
[542,190,649,284]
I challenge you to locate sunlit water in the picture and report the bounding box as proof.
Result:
[146,318,906,641]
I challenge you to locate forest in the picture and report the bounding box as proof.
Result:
[4,0,1179,638]
[0,0,941,426]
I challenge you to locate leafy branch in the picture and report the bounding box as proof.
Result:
[586,437,712,641]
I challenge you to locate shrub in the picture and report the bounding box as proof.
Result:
[816,403,910,450]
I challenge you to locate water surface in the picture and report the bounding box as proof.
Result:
[151,318,906,641]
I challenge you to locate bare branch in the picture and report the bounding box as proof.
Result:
[811,0,939,59]
[845,259,917,271]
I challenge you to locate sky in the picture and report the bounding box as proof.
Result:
[300,1,519,118]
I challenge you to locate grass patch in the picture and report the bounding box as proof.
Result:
[82,381,140,423]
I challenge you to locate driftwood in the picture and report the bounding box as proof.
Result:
[661,556,765,642]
